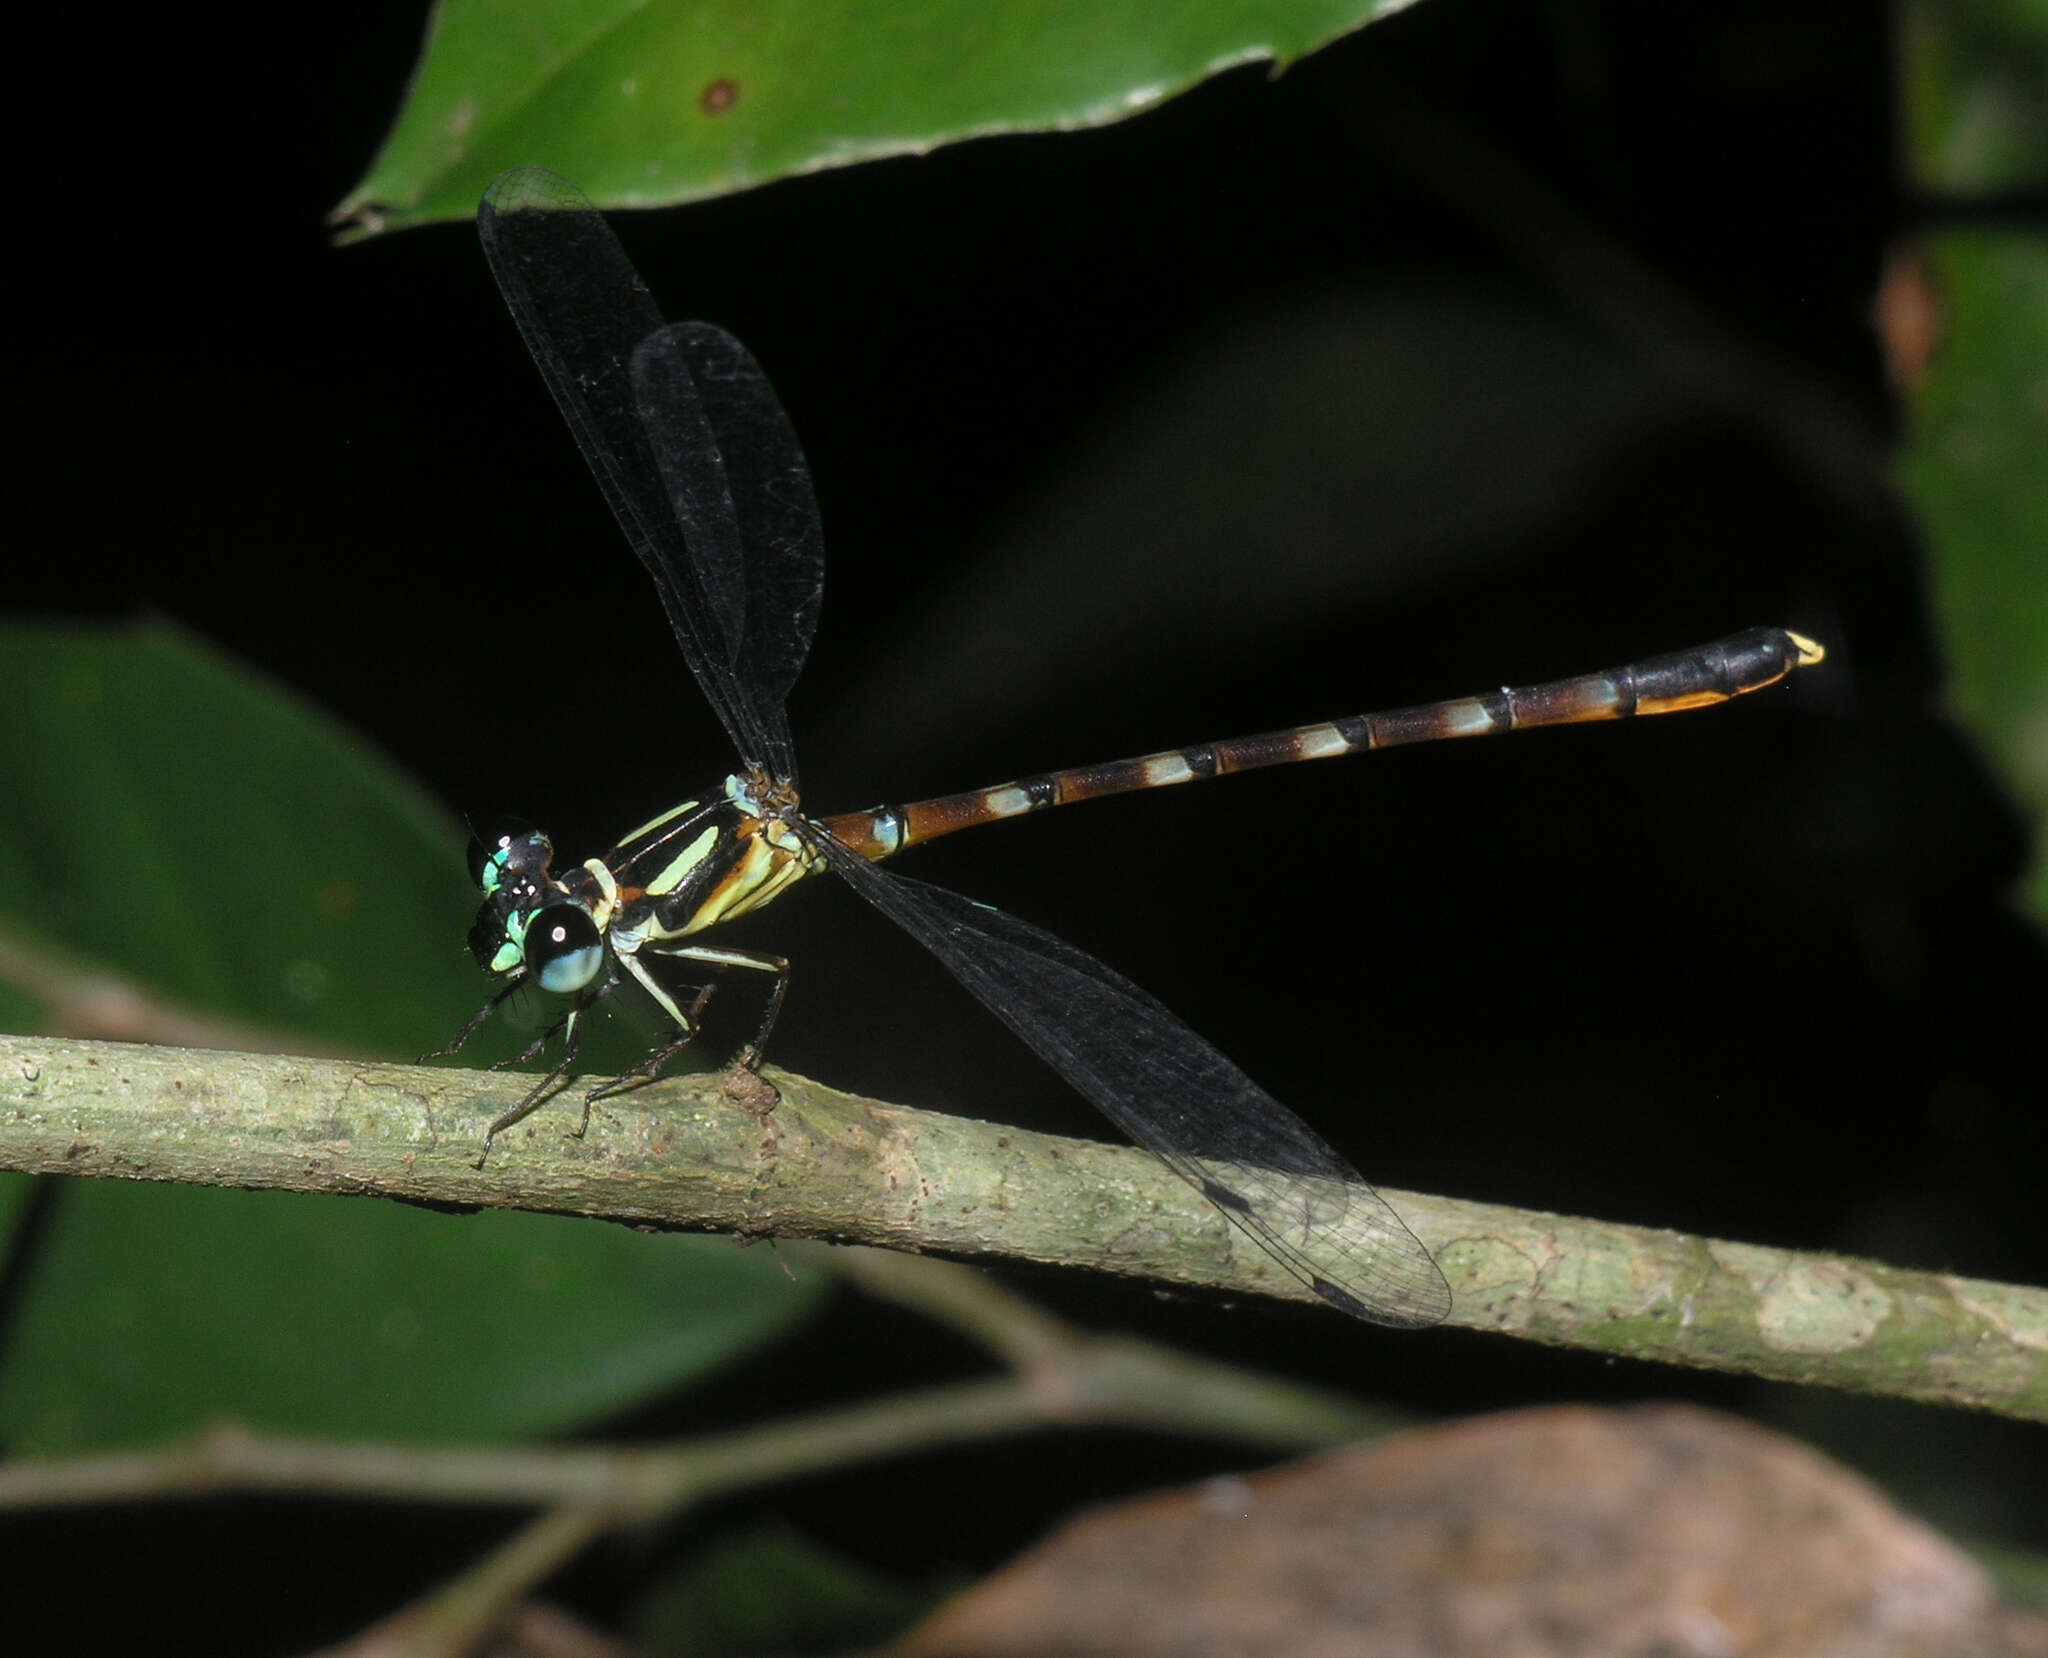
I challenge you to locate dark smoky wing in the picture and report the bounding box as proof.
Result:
[630,321,823,780]
[477,167,795,777]
[805,830,1452,1329]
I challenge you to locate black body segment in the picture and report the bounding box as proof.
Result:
[440,166,1826,1329]
[819,627,1821,860]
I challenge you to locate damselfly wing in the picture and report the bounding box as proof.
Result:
[432,166,1824,1331]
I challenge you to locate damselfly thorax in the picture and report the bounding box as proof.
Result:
[425,166,1826,1332]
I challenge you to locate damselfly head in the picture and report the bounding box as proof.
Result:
[467,819,555,900]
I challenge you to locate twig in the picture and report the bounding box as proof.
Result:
[309,1505,618,1658]
[0,1033,2041,1419]
[0,1335,1372,1515]
[0,1318,1386,1658]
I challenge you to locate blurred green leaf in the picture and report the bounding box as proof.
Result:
[631,1526,944,1658]
[1903,0,2048,194]
[0,1185,814,1451]
[336,0,1421,235]
[0,625,827,1449]
[0,624,476,1052]
[0,1171,31,1260]
[1898,2,2048,926]
[1900,234,2048,923]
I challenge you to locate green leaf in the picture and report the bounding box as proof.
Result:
[0,1184,814,1451]
[336,0,1422,235]
[1898,1,2048,926]
[1902,0,2048,195]
[0,623,479,1053]
[1900,234,2048,925]
[0,625,827,1448]
[0,1171,32,1261]
[630,1526,944,1658]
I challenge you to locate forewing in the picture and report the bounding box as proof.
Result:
[477,167,799,777]
[807,833,1452,1329]
[631,321,822,764]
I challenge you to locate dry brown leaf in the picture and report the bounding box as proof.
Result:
[888,1403,2043,1658]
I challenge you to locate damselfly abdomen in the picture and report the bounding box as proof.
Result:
[427,167,1824,1331]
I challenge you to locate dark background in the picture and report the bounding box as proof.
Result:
[10,0,2045,1647]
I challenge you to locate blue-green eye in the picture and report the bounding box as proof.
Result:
[466,904,520,973]
[469,821,553,898]
[526,905,604,994]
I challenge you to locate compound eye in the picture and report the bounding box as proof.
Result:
[466,903,522,974]
[468,819,554,895]
[524,904,604,994]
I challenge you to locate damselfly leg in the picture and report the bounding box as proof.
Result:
[431,166,1827,1328]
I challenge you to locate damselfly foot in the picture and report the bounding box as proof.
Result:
[428,165,1828,1328]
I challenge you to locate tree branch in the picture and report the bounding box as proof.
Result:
[0,1277,1394,1513]
[0,1034,2040,1420]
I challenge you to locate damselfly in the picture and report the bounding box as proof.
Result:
[428,167,1824,1330]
